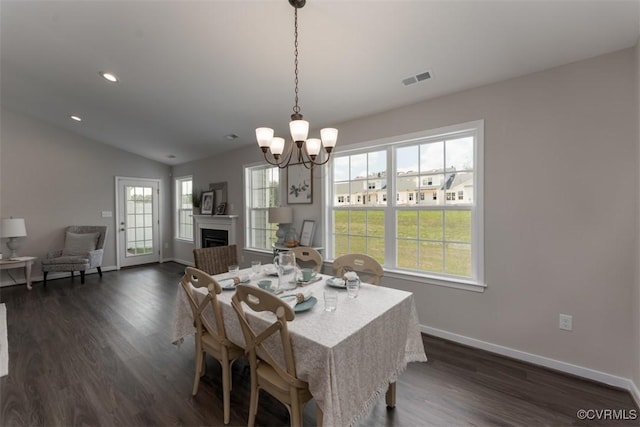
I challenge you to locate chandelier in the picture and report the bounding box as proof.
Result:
[255,0,338,169]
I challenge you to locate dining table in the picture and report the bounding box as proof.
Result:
[171,265,427,427]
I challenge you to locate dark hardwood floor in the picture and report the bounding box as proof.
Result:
[1,262,637,426]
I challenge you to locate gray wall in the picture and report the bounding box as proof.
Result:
[336,47,636,380]
[174,48,637,382]
[0,108,173,282]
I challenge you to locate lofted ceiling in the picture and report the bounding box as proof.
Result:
[1,0,639,165]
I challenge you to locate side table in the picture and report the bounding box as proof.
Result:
[0,256,37,290]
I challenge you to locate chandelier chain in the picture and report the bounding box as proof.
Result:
[293,6,300,115]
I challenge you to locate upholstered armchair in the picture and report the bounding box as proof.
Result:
[41,226,108,286]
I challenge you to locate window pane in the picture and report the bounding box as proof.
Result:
[445,243,471,277]
[443,171,473,205]
[334,156,350,182]
[446,136,473,170]
[420,141,444,172]
[349,211,366,235]
[334,235,349,258]
[397,146,418,173]
[445,210,471,242]
[419,211,443,240]
[334,211,348,234]
[397,239,418,269]
[397,211,417,239]
[349,236,366,253]
[350,153,367,180]
[367,237,385,264]
[367,211,384,237]
[419,241,443,272]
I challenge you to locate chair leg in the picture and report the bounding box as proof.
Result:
[222,360,231,424]
[290,397,302,427]
[193,349,204,396]
[248,385,259,427]
[43,272,48,287]
[80,271,85,284]
[97,267,103,277]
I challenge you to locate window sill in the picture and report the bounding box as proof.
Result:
[384,269,486,292]
[244,247,273,255]
[174,238,194,244]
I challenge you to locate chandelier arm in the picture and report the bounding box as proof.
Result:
[299,141,332,167]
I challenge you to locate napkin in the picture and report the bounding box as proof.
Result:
[218,274,250,289]
[281,288,312,309]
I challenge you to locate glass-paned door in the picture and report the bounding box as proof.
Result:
[117,178,160,267]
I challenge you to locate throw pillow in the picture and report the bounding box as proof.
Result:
[62,232,99,256]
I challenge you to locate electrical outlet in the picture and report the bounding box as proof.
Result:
[559,314,573,331]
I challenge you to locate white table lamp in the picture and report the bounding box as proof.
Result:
[2,217,27,258]
[268,207,292,245]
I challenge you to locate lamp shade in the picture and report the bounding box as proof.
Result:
[268,207,293,224]
[2,218,27,238]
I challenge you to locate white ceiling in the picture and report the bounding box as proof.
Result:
[2,0,639,165]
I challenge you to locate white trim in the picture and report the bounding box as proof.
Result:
[422,324,640,403]
[115,176,163,269]
[0,304,7,377]
[175,175,194,242]
[385,269,486,292]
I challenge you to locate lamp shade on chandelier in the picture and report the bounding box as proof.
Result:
[256,0,338,169]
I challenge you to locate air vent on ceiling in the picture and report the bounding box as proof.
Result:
[402,70,432,86]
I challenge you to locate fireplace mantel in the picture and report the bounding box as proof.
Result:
[194,215,238,248]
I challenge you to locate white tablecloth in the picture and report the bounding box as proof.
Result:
[172,268,427,427]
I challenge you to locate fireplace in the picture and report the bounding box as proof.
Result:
[202,228,228,248]
[193,215,238,249]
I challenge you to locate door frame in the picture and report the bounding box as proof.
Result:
[115,176,163,269]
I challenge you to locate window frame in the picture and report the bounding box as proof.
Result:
[175,175,194,242]
[244,162,281,253]
[324,120,485,292]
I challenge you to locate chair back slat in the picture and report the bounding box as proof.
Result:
[231,285,306,388]
[290,247,323,273]
[333,253,384,285]
[180,267,229,345]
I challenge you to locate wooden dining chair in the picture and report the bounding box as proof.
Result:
[193,244,238,275]
[231,284,322,427]
[332,253,384,285]
[180,267,244,425]
[289,247,323,273]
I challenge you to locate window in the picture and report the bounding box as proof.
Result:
[244,164,279,250]
[327,120,484,288]
[176,176,193,241]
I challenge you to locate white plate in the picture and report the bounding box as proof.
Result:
[326,277,346,288]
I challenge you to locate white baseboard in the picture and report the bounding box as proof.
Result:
[421,325,640,408]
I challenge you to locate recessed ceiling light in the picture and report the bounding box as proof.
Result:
[225,133,239,140]
[70,115,82,122]
[99,71,119,83]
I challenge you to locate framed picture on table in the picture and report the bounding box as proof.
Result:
[299,220,316,247]
[201,191,214,215]
[287,163,312,204]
